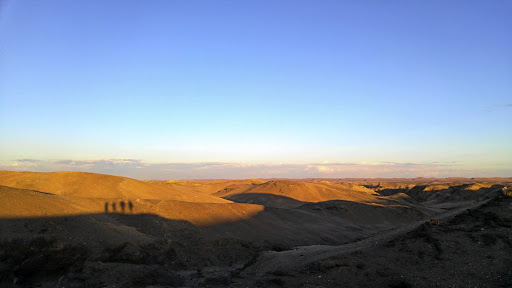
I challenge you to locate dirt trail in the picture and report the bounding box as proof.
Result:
[239,199,491,278]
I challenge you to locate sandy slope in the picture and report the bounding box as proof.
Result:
[0,184,263,226]
[0,171,230,203]
[155,179,266,195]
[0,185,98,217]
[215,180,384,208]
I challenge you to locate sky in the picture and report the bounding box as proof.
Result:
[1,1,511,179]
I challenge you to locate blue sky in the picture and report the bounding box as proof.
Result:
[1,1,511,179]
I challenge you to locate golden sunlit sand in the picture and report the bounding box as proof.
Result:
[0,171,263,226]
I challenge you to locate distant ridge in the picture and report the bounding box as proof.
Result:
[214,180,383,207]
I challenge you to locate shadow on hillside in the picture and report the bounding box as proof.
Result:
[200,195,432,250]
[224,193,427,221]
[0,213,194,287]
[2,193,505,287]
[242,194,512,288]
[375,184,504,203]
[0,195,430,256]
[0,212,266,287]
[224,193,308,208]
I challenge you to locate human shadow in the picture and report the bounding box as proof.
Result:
[128,200,133,213]
[105,200,135,214]
[120,201,126,213]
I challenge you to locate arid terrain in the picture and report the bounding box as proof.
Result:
[0,171,511,287]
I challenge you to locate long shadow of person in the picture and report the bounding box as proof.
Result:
[128,200,134,213]
[112,202,117,213]
[120,200,126,214]
[104,202,109,213]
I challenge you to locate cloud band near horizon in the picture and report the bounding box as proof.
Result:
[1,159,510,180]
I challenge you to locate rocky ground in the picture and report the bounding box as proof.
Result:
[233,194,512,288]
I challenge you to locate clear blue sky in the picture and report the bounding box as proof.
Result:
[1,1,511,178]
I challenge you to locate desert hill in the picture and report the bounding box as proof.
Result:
[0,171,230,203]
[375,182,504,209]
[156,179,266,195]
[0,184,263,226]
[235,193,512,288]
[0,185,100,217]
[215,180,384,208]
[0,171,510,287]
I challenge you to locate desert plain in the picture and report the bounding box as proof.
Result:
[0,170,511,287]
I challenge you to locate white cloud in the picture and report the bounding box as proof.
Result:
[1,159,510,180]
